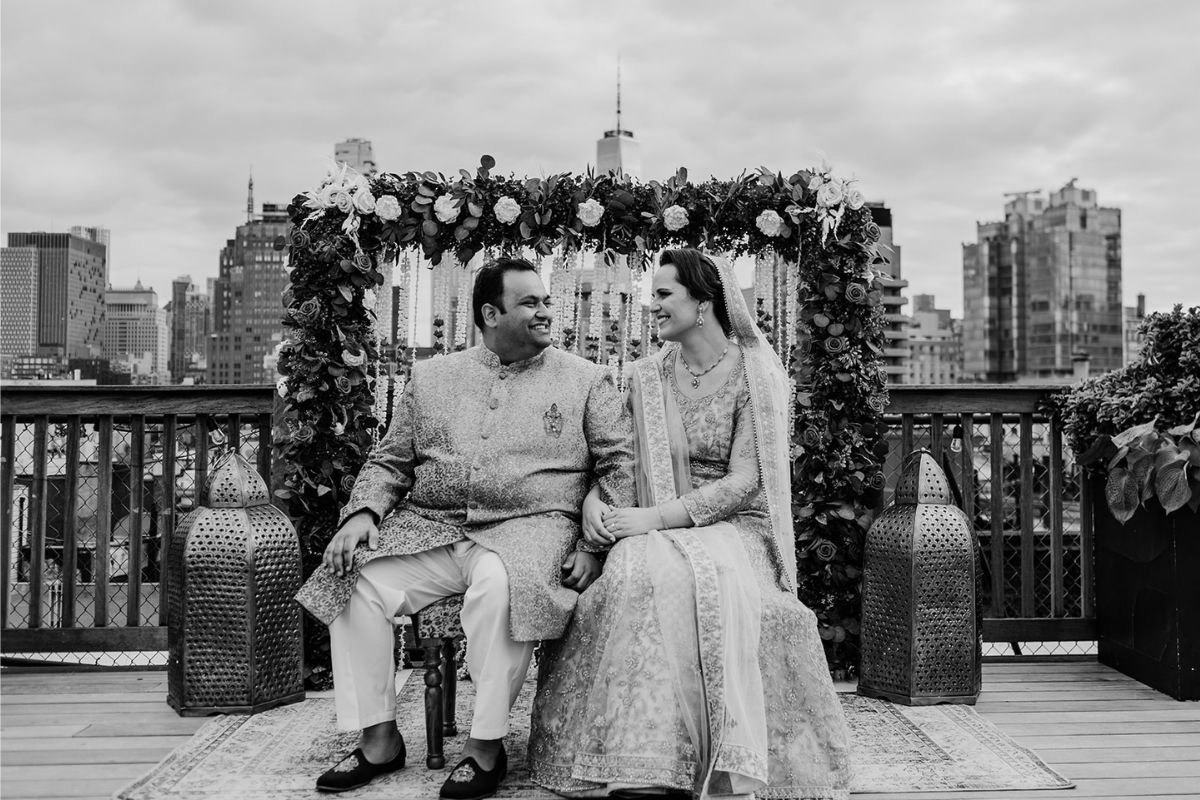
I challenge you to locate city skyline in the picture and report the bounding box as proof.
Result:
[3,0,1199,318]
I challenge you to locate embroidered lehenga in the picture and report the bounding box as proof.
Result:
[528,260,850,799]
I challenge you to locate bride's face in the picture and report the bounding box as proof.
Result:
[650,265,701,342]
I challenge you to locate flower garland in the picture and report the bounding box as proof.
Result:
[276,157,888,678]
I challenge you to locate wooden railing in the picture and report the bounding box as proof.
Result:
[1,383,1092,661]
[884,385,1093,647]
[0,385,275,660]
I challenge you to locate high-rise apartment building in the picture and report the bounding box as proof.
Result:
[209,202,291,384]
[168,275,211,382]
[1,247,40,372]
[867,203,910,383]
[1124,293,1147,366]
[906,294,962,384]
[335,138,375,174]
[103,281,170,384]
[963,181,1122,382]
[5,232,107,363]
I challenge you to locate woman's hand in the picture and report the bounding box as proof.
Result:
[601,507,661,539]
[582,488,615,546]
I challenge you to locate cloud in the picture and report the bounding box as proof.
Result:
[2,0,1198,316]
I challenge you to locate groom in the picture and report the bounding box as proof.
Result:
[296,257,634,798]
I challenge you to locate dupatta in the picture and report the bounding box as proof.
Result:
[625,254,795,796]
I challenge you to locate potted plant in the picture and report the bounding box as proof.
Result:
[1052,305,1200,701]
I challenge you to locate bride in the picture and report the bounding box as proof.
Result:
[528,249,850,799]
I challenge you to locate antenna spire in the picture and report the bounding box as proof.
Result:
[247,167,254,223]
[616,57,622,133]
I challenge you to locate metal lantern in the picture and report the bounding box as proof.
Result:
[167,453,304,716]
[859,449,982,705]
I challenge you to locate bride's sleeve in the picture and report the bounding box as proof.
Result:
[677,393,760,526]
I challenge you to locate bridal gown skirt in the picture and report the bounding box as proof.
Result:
[527,526,851,799]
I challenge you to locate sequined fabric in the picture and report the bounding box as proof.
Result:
[528,360,851,799]
[295,345,635,642]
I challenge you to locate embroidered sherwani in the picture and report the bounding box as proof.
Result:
[296,344,635,642]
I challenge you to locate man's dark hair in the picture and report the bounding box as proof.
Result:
[472,257,540,330]
[659,248,731,335]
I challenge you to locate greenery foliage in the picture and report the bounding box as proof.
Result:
[275,157,889,680]
[1051,305,1200,522]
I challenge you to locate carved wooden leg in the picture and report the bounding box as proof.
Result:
[441,638,458,737]
[423,638,445,769]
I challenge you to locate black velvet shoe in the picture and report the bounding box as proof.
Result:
[439,745,508,800]
[315,740,406,793]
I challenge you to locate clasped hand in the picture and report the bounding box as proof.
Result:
[582,494,660,546]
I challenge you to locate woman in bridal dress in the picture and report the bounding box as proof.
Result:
[528,249,851,800]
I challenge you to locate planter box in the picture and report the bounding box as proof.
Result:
[1092,478,1200,700]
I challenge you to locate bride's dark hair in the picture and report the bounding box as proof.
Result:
[659,248,731,335]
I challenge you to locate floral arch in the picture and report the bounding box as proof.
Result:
[274,156,890,678]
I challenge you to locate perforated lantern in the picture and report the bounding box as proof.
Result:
[167,454,304,716]
[859,449,981,705]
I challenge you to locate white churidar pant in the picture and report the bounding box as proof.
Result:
[329,540,535,739]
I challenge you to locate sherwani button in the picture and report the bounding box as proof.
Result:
[480,431,490,439]
[498,372,507,379]
[488,398,500,409]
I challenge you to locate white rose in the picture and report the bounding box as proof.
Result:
[375,194,402,221]
[493,196,521,225]
[845,188,866,211]
[353,189,376,215]
[276,377,289,399]
[577,198,604,227]
[662,204,689,232]
[434,194,461,224]
[332,191,354,214]
[817,182,844,208]
[362,287,377,310]
[342,348,366,367]
[756,209,784,237]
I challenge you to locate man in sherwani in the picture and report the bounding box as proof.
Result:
[297,257,634,798]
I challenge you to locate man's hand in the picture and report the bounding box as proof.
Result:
[562,551,600,592]
[582,491,615,547]
[601,507,659,539]
[323,510,379,578]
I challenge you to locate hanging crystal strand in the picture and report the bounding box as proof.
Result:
[587,252,605,365]
[784,256,800,367]
[628,261,644,363]
[548,249,565,343]
[454,255,471,350]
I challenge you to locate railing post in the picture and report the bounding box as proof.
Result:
[1049,420,1066,618]
[61,419,82,628]
[29,416,48,629]
[1,417,14,629]
[95,416,113,628]
[127,416,145,627]
[160,415,177,627]
[988,414,1005,617]
[1018,413,1035,617]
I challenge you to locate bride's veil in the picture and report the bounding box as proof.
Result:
[711,257,799,592]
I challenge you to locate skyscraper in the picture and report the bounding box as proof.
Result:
[906,294,962,384]
[5,232,107,363]
[168,275,212,382]
[335,138,376,174]
[962,181,1122,382]
[595,65,641,179]
[0,246,39,373]
[104,281,170,384]
[69,226,111,265]
[867,203,910,383]
[208,198,290,385]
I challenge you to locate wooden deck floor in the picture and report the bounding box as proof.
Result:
[1,660,1198,799]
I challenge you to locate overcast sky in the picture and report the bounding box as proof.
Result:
[3,0,1198,317]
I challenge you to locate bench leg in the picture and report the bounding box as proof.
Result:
[441,638,458,737]
[422,639,445,769]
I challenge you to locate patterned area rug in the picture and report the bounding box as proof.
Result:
[114,673,1072,798]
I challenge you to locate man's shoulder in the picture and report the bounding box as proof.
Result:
[413,349,476,377]
[543,347,608,379]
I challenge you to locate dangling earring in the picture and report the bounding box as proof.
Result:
[696,303,705,328]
